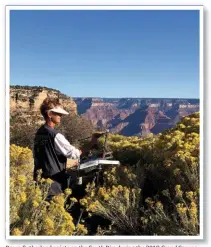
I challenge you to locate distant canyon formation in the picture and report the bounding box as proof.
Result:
[74,97,199,136]
[10,86,199,136]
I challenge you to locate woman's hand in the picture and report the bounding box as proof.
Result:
[66,159,79,169]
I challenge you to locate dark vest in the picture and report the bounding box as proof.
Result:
[33,124,68,196]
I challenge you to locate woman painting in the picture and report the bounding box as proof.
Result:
[33,97,81,198]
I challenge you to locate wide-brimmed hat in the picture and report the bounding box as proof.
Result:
[49,106,69,115]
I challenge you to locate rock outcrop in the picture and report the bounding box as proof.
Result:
[10,85,77,125]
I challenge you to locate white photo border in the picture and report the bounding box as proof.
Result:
[6,4,204,240]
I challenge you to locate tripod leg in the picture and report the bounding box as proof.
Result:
[76,208,85,227]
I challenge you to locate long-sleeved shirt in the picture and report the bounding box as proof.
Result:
[54,133,80,160]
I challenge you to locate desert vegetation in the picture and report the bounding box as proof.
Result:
[10,113,94,149]
[9,112,200,236]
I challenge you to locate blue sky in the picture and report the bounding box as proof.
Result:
[10,10,200,98]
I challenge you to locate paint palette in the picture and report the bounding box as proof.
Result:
[79,159,120,171]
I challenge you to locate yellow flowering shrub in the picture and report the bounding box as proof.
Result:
[10,144,33,167]
[9,112,200,236]
[141,113,199,235]
[83,182,142,235]
[75,224,88,235]
[138,184,199,235]
[10,144,88,236]
[75,163,144,235]
[81,113,200,235]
